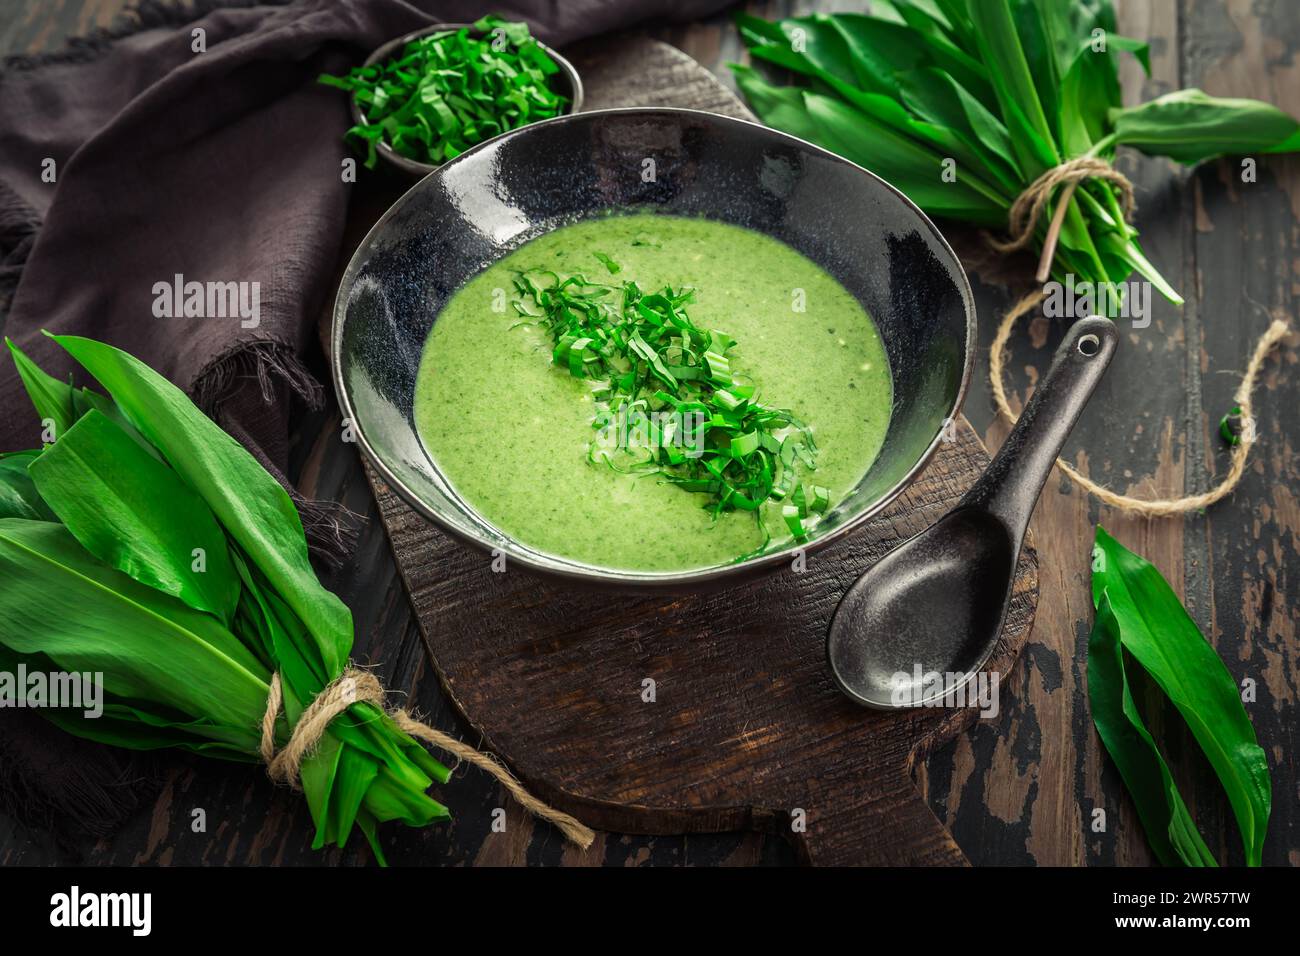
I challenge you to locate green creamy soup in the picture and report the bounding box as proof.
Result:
[414,214,892,571]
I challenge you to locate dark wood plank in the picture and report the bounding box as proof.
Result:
[1178,0,1300,868]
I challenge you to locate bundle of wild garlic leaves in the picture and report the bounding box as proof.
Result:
[733,0,1300,303]
[0,335,450,862]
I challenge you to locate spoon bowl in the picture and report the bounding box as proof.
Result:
[828,507,1016,707]
[828,316,1119,708]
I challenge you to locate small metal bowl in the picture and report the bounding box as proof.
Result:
[350,22,584,178]
[333,108,975,591]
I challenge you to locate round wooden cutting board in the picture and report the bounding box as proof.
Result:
[367,411,1037,866]
[355,38,1039,865]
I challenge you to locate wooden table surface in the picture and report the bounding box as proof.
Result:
[1,0,1295,867]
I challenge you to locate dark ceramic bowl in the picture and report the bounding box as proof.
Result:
[332,108,976,589]
[351,23,583,178]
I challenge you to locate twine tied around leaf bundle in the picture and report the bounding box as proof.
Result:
[986,156,1136,283]
[987,156,1291,517]
[259,667,596,850]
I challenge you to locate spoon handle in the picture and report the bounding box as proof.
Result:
[959,315,1118,539]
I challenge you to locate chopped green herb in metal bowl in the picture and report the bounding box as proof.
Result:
[319,16,582,175]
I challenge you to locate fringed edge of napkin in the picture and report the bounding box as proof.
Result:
[0,709,163,856]
[197,342,361,569]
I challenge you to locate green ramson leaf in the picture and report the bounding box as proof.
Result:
[1068,0,1119,38]
[300,730,347,848]
[750,37,1015,203]
[933,0,975,40]
[1090,527,1271,866]
[29,409,240,625]
[872,0,959,40]
[897,66,1022,189]
[1111,88,1300,163]
[7,659,273,758]
[1009,0,1063,136]
[328,745,380,851]
[1057,41,1110,154]
[1097,231,1183,304]
[830,12,993,103]
[1032,0,1083,80]
[0,518,270,742]
[46,334,353,682]
[0,451,55,521]
[1088,592,1218,866]
[802,91,1007,218]
[768,14,866,90]
[965,0,1059,174]
[1104,34,1152,78]
[732,64,823,141]
[6,339,77,440]
[6,339,162,459]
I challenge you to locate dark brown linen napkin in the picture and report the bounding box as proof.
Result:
[0,0,729,847]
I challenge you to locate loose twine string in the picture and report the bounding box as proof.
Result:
[986,156,1291,517]
[260,667,596,849]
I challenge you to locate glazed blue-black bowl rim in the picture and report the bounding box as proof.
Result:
[331,106,978,590]
[351,22,585,178]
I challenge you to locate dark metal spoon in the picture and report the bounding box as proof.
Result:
[828,316,1119,708]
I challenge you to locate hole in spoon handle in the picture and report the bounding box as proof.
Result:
[960,316,1119,537]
